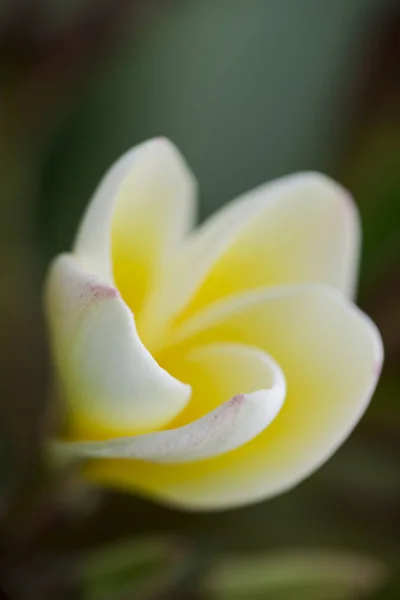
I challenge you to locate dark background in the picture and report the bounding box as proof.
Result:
[0,1,399,598]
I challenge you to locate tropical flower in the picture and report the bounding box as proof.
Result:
[46,138,383,510]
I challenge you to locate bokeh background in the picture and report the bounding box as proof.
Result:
[0,1,399,598]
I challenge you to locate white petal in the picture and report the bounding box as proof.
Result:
[140,173,359,348]
[45,254,191,438]
[74,138,196,315]
[52,343,285,463]
[85,286,382,510]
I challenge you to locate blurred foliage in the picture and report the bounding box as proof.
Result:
[0,0,399,598]
[37,0,390,255]
[80,535,194,599]
[205,550,388,600]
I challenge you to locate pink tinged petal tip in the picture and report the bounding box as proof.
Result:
[373,360,382,378]
[87,283,119,301]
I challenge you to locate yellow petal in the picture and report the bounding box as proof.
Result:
[45,254,191,439]
[141,173,359,348]
[74,138,197,316]
[53,344,285,464]
[85,286,382,510]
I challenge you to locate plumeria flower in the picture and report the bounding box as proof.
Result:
[46,138,383,511]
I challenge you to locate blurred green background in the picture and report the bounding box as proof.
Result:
[0,1,399,598]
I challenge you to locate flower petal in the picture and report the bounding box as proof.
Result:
[53,343,285,463]
[85,286,382,510]
[45,254,191,439]
[140,173,359,348]
[74,138,197,314]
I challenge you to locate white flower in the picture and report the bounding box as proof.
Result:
[45,138,383,510]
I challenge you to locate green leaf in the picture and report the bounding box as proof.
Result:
[206,549,388,600]
[80,535,191,600]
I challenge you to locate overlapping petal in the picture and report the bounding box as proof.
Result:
[84,286,382,510]
[45,254,191,439]
[140,173,359,348]
[74,138,197,314]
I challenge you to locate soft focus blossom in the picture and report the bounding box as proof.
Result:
[45,138,383,510]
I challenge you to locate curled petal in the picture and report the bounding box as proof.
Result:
[45,254,191,438]
[52,343,285,463]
